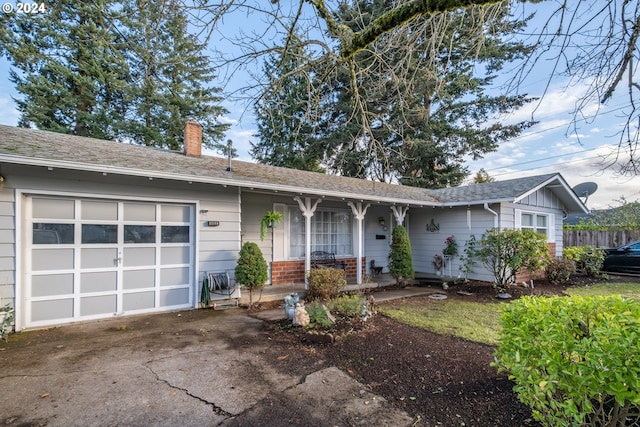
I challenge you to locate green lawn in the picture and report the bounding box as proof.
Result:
[564,282,640,299]
[379,282,639,346]
[379,301,504,346]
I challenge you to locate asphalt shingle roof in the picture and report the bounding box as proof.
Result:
[0,124,586,213]
[428,173,559,204]
[0,125,438,204]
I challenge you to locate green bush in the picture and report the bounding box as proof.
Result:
[388,225,414,284]
[307,267,346,301]
[545,257,576,285]
[328,294,365,318]
[305,301,333,327]
[467,228,551,291]
[563,245,605,277]
[235,242,268,307]
[493,296,640,426]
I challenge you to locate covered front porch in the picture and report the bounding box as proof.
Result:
[237,272,455,306]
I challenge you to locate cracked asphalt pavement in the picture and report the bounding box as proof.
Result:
[0,308,413,426]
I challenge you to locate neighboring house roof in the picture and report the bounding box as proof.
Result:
[0,125,588,213]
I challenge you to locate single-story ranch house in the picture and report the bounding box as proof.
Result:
[0,123,588,330]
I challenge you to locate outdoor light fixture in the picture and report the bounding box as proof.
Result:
[378,216,385,226]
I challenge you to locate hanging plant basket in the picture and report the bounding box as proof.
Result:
[260,210,283,240]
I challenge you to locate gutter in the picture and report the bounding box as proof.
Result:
[0,154,440,208]
[484,202,499,228]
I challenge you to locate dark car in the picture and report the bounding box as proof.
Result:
[602,240,640,273]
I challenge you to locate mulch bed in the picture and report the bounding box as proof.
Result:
[255,274,640,426]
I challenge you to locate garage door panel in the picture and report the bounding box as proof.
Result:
[81,271,117,293]
[161,267,189,287]
[32,274,73,297]
[123,291,155,311]
[32,248,74,271]
[123,270,155,290]
[123,247,155,267]
[81,248,118,269]
[81,200,118,220]
[161,246,189,264]
[81,295,116,316]
[161,288,189,306]
[124,203,156,221]
[26,197,194,328]
[32,197,74,219]
[32,299,73,322]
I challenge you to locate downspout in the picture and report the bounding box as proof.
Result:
[484,203,499,228]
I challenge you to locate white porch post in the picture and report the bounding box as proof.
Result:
[347,201,370,285]
[391,205,409,226]
[294,196,321,288]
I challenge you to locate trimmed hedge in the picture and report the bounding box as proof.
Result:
[493,296,640,426]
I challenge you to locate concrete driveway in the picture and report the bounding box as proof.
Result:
[0,307,414,426]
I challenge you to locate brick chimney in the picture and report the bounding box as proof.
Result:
[184,120,202,157]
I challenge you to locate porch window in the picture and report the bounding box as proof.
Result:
[289,207,353,258]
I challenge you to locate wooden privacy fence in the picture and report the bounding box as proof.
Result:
[563,230,640,248]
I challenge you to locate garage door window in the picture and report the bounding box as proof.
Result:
[33,223,74,244]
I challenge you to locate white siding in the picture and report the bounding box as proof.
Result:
[0,186,15,308]
[409,206,497,282]
[363,206,393,274]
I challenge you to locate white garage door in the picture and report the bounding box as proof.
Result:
[24,196,195,328]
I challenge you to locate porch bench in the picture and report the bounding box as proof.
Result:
[311,251,346,269]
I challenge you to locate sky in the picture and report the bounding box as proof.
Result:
[0,2,638,211]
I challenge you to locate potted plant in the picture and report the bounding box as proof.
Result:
[260,210,283,241]
[443,235,458,257]
[234,241,268,308]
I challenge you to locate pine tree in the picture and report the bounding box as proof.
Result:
[2,0,129,138]
[309,0,536,188]
[251,35,324,172]
[121,0,229,151]
[1,0,229,150]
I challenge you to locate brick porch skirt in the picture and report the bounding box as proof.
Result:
[271,257,367,285]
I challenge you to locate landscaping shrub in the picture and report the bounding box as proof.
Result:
[563,245,605,277]
[466,228,551,291]
[388,225,414,284]
[328,294,365,318]
[234,241,268,307]
[545,257,576,285]
[493,295,640,427]
[305,301,333,328]
[307,267,346,301]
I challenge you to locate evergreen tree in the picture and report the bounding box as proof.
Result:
[1,0,129,138]
[235,242,268,308]
[121,0,229,151]
[309,0,536,188]
[388,225,414,284]
[252,35,324,172]
[1,0,229,150]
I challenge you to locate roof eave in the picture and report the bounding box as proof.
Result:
[0,154,440,207]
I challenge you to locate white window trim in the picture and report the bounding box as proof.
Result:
[515,209,555,242]
[287,206,355,260]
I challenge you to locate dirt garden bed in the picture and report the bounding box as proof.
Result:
[254,274,640,426]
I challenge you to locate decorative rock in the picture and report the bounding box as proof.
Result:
[496,292,512,299]
[293,302,310,326]
[428,294,448,300]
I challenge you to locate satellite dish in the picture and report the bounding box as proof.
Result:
[572,182,598,204]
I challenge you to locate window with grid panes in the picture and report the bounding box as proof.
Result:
[289,207,353,258]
